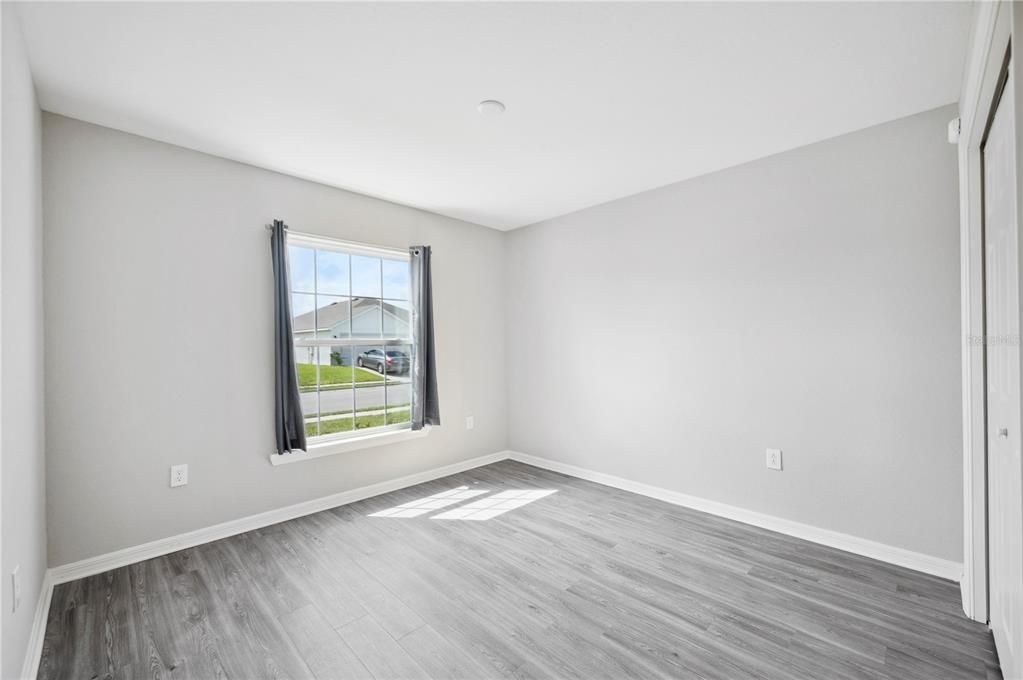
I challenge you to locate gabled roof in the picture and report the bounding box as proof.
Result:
[292,297,409,334]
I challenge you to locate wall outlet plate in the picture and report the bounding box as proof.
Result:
[170,464,189,487]
[766,448,783,471]
[465,415,475,430]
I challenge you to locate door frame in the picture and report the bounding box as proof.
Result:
[959,0,1018,624]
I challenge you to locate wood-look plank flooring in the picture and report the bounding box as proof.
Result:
[38,460,1002,679]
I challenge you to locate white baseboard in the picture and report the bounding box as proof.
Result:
[20,570,54,680]
[47,447,964,586]
[961,579,975,622]
[507,451,963,582]
[21,450,507,678]
[24,447,963,678]
[49,450,509,586]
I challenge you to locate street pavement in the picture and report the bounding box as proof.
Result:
[301,375,411,415]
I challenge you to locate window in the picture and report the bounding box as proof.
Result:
[288,233,413,442]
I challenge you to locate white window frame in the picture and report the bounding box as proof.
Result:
[286,231,415,447]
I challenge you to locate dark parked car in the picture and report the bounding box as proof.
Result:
[357,349,410,374]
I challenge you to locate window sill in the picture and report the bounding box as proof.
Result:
[269,426,431,466]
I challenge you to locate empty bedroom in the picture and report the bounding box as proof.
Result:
[1,1,1021,679]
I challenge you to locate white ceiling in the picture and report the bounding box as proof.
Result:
[15,2,971,230]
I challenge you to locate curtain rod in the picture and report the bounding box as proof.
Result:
[266,223,410,257]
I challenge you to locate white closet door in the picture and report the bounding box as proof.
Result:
[984,64,1023,680]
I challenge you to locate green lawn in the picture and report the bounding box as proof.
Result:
[317,403,409,418]
[305,408,411,437]
[296,363,384,388]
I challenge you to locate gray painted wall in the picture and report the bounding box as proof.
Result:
[506,105,963,561]
[42,114,507,566]
[42,102,963,572]
[2,6,47,678]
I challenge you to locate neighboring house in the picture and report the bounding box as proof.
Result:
[292,297,410,365]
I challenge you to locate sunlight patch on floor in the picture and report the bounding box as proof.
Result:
[431,489,558,521]
[368,486,490,518]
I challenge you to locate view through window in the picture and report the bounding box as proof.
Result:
[288,234,413,441]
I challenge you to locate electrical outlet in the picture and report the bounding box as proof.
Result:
[766,448,783,471]
[170,464,189,487]
[465,415,475,430]
[11,565,21,613]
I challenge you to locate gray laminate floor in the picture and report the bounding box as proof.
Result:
[38,460,1002,680]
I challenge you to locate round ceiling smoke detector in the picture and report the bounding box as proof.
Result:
[477,100,506,116]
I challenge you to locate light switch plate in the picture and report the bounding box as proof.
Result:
[766,448,783,471]
[465,415,475,431]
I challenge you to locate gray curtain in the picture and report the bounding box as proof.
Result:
[410,246,440,429]
[271,220,307,453]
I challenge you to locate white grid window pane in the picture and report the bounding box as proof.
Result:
[316,250,350,296]
[383,300,411,338]
[288,234,413,444]
[314,295,348,338]
[351,255,382,298]
[384,344,411,426]
[289,246,315,294]
[352,299,383,337]
[382,258,410,300]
